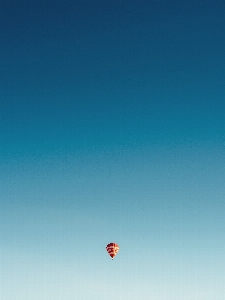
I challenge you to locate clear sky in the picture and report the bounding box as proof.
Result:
[1,0,225,299]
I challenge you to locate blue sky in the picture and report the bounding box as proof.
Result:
[1,0,225,299]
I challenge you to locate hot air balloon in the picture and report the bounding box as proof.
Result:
[106,243,119,260]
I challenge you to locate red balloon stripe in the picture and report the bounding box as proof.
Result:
[106,243,119,259]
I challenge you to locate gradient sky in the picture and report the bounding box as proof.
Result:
[1,1,225,299]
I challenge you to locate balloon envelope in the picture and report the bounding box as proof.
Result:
[106,243,119,259]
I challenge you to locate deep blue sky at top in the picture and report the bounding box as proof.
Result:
[1,0,224,159]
